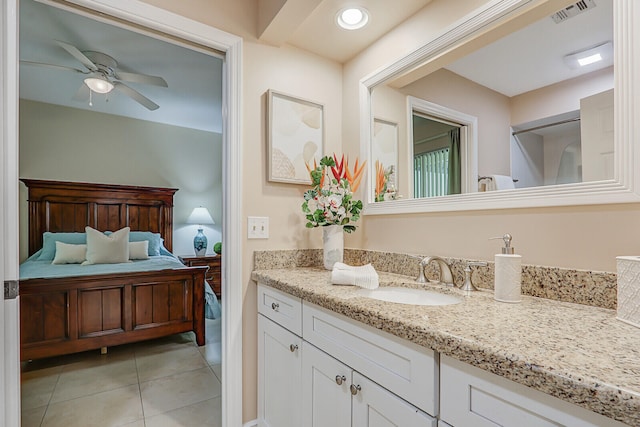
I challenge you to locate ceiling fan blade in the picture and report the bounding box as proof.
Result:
[113,81,159,111]
[20,60,88,74]
[56,40,98,72]
[114,71,168,87]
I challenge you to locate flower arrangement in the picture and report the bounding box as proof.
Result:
[375,160,398,202]
[302,154,365,233]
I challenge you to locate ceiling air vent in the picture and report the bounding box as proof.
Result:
[551,0,597,23]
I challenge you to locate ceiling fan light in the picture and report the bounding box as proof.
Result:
[336,7,369,30]
[84,77,114,94]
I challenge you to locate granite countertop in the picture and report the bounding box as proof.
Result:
[252,267,640,426]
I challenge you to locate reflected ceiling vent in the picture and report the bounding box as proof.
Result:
[551,0,597,23]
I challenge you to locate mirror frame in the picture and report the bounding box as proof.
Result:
[360,0,640,214]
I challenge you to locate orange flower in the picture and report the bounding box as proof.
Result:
[346,157,366,192]
[375,160,386,198]
[307,153,366,193]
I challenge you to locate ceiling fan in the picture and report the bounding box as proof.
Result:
[21,40,168,111]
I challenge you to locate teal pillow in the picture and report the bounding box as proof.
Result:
[38,232,87,261]
[129,231,162,256]
[104,231,162,256]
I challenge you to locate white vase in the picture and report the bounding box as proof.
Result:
[322,225,344,270]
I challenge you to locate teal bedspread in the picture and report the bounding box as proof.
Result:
[20,253,221,319]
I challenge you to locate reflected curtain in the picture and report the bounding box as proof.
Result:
[447,128,461,195]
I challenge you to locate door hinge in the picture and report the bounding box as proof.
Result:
[4,280,19,300]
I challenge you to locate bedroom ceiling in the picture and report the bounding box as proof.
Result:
[19,0,224,133]
[19,0,612,133]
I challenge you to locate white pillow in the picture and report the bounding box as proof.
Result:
[52,242,87,265]
[129,240,149,260]
[82,226,130,265]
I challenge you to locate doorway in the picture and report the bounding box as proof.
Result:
[2,0,243,425]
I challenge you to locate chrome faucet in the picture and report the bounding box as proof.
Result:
[416,256,456,287]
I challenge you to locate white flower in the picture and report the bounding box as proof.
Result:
[327,194,343,209]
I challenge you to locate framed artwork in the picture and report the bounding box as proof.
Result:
[267,89,324,184]
[372,118,399,200]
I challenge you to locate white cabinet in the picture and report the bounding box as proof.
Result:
[257,286,303,427]
[257,315,302,427]
[302,342,352,427]
[303,342,436,427]
[303,302,438,416]
[352,372,436,427]
[440,355,627,427]
[258,283,437,427]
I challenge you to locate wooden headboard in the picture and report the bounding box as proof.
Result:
[22,179,178,256]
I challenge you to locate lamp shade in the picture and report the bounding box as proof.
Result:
[187,207,215,225]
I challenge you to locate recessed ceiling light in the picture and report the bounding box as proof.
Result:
[336,7,369,30]
[577,53,602,66]
[563,41,613,69]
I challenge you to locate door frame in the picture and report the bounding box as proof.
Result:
[1,1,243,426]
[2,0,21,425]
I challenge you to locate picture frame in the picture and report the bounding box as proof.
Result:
[372,118,399,200]
[267,89,324,184]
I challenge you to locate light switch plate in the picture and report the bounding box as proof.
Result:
[248,216,269,239]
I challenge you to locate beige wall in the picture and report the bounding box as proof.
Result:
[137,0,640,423]
[511,66,614,125]
[402,68,512,177]
[19,100,222,260]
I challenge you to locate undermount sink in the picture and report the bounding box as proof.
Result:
[357,287,462,306]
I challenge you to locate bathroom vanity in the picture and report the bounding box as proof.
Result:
[253,264,638,427]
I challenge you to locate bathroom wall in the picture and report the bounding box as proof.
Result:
[510,66,613,126]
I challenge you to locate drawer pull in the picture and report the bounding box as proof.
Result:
[350,384,361,396]
[335,375,346,385]
[271,302,280,311]
[289,344,299,352]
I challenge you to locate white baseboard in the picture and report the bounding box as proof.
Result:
[243,420,258,427]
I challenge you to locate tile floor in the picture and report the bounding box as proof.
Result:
[20,318,222,427]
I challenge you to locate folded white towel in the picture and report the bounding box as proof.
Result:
[488,174,515,190]
[331,263,379,289]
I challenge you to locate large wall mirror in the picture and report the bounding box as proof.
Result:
[360,0,640,214]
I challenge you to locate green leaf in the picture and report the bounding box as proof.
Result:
[320,156,336,167]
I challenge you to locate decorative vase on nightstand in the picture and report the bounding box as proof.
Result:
[323,225,344,270]
[194,228,207,256]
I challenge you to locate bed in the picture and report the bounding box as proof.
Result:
[19,179,208,361]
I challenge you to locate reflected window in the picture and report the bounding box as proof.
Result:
[412,114,462,197]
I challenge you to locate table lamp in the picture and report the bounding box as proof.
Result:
[187,207,215,256]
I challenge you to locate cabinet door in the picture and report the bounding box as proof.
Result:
[258,315,302,427]
[302,342,351,427]
[352,372,436,427]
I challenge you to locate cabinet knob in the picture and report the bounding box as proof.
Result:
[271,302,280,311]
[335,375,346,385]
[350,384,361,396]
[289,344,298,352]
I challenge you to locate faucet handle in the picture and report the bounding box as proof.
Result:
[460,261,488,292]
[413,256,427,283]
[467,261,488,268]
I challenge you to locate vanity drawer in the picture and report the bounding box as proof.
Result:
[302,301,438,416]
[257,284,302,336]
[440,355,627,427]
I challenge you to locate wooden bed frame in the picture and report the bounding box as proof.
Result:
[19,179,206,361]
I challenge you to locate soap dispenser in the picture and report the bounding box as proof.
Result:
[490,233,522,303]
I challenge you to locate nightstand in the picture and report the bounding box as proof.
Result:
[180,255,222,298]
